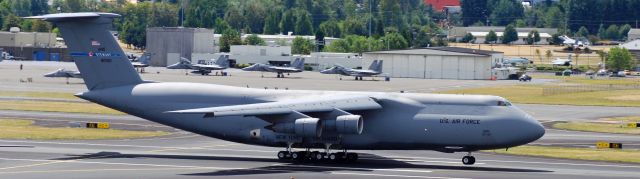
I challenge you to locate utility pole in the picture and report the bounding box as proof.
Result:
[368,0,372,51]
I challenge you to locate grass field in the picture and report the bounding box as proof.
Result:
[486,145,640,164]
[601,116,640,122]
[442,85,640,107]
[0,91,78,99]
[0,100,124,115]
[530,74,640,85]
[553,122,640,135]
[0,119,169,140]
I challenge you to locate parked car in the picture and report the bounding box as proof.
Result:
[519,74,532,82]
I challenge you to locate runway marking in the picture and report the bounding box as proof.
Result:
[0,116,170,129]
[331,172,469,179]
[389,155,640,169]
[0,140,276,153]
[0,157,442,176]
[147,143,240,153]
[0,167,209,175]
[0,153,120,170]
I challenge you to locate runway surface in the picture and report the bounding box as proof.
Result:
[0,110,639,179]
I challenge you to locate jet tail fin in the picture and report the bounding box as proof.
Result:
[374,60,383,72]
[27,13,142,91]
[367,60,379,70]
[214,55,229,68]
[292,58,305,70]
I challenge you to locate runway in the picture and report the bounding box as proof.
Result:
[0,110,639,179]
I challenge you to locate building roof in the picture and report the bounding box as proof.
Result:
[449,26,558,38]
[424,0,460,11]
[621,39,640,50]
[629,29,640,35]
[364,47,502,57]
[470,31,552,38]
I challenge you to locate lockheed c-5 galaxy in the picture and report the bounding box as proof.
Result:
[29,12,544,165]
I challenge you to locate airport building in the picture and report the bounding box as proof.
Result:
[146,27,215,67]
[363,47,503,80]
[0,28,67,61]
[629,29,640,41]
[449,26,557,45]
[620,39,640,67]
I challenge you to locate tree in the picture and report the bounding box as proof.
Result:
[485,30,498,44]
[605,25,620,40]
[243,1,267,34]
[501,25,518,44]
[184,0,219,28]
[319,19,341,38]
[461,33,475,43]
[292,36,313,54]
[606,47,633,72]
[381,32,408,50]
[315,30,325,51]
[490,0,524,26]
[412,28,432,48]
[575,26,589,38]
[31,20,51,32]
[244,34,266,46]
[263,11,281,35]
[220,29,242,52]
[526,32,534,45]
[460,0,489,26]
[31,0,49,15]
[213,18,230,34]
[549,33,563,45]
[545,50,553,63]
[619,24,632,40]
[532,30,541,44]
[597,24,606,39]
[2,14,21,31]
[280,10,296,34]
[294,10,313,35]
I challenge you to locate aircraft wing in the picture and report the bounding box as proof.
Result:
[167,95,381,117]
[192,64,223,70]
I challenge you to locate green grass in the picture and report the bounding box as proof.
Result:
[0,119,169,140]
[530,74,640,85]
[486,145,640,164]
[553,122,640,135]
[601,116,640,123]
[0,91,77,99]
[442,85,640,107]
[0,100,124,115]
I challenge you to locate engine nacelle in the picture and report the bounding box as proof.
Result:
[271,118,322,137]
[323,115,363,135]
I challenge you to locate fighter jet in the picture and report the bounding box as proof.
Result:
[242,58,305,78]
[321,60,383,80]
[502,57,531,67]
[552,54,572,66]
[44,68,82,78]
[167,55,229,75]
[559,35,590,50]
[130,53,150,72]
[29,12,544,165]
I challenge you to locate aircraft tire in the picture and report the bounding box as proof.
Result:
[310,152,324,161]
[328,153,342,162]
[277,151,290,160]
[346,153,358,163]
[462,156,476,165]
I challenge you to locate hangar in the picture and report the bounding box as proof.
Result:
[362,47,503,80]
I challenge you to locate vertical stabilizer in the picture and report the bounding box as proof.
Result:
[293,58,305,70]
[374,60,383,72]
[367,60,379,70]
[26,13,142,90]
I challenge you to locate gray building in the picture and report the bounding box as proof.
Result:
[628,29,640,41]
[449,26,558,44]
[146,27,214,67]
[0,31,57,48]
[363,47,503,80]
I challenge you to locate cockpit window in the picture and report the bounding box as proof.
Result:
[497,101,512,106]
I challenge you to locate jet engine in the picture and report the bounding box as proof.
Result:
[323,115,363,135]
[271,118,323,137]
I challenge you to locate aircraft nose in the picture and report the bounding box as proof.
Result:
[520,114,545,143]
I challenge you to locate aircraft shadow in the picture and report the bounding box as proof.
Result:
[51,151,551,176]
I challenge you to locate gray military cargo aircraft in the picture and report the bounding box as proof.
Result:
[321,60,383,80]
[242,58,305,78]
[28,12,544,165]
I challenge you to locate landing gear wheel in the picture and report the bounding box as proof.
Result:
[328,153,341,162]
[346,153,358,163]
[291,151,307,161]
[277,151,290,160]
[462,156,476,165]
[311,152,324,161]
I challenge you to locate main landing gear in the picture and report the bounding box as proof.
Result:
[277,144,358,163]
[276,73,285,78]
[462,152,476,165]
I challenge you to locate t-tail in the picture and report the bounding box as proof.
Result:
[26,13,142,91]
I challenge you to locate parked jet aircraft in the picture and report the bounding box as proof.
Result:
[242,58,305,78]
[502,57,531,67]
[552,54,572,66]
[130,53,150,72]
[44,68,81,78]
[559,35,590,50]
[30,12,544,165]
[320,60,383,80]
[166,55,229,75]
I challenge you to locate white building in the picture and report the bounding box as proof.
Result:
[363,47,504,80]
[229,45,292,65]
[628,29,640,41]
[306,52,363,71]
[212,33,340,53]
[470,31,552,44]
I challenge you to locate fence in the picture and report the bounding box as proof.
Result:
[542,84,640,96]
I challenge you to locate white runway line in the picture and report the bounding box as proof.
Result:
[331,172,470,179]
